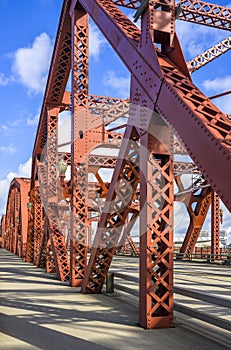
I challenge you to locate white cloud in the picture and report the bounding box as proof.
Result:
[12,33,53,94]
[176,21,227,59]
[89,23,106,60]
[0,157,32,215]
[103,70,130,98]
[0,143,16,154]
[17,157,32,177]
[26,112,40,126]
[203,76,231,93]
[202,76,231,114]
[0,72,10,86]
[0,119,23,133]
[0,125,8,131]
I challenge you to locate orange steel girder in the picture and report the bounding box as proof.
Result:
[3,178,30,259]
[1,0,231,332]
[211,192,221,260]
[25,187,35,263]
[77,0,231,209]
[176,179,212,259]
[178,0,231,30]
[76,0,230,328]
[70,8,89,287]
[46,107,70,281]
[112,0,231,31]
[80,1,176,326]
[33,186,44,266]
[187,36,231,73]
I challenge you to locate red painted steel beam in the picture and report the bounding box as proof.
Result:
[70,7,89,286]
[32,0,72,166]
[179,0,231,30]
[75,0,231,210]
[111,0,140,8]
[187,36,231,73]
[111,0,231,31]
[209,90,231,100]
[3,178,30,258]
[16,179,31,257]
[211,192,221,259]
[178,185,212,258]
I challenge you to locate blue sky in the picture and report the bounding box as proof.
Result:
[0,0,230,240]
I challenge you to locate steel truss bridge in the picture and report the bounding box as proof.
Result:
[1,0,231,329]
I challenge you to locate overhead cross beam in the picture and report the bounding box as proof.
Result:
[187,36,231,72]
[112,0,231,31]
[179,0,231,30]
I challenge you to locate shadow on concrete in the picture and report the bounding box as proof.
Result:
[0,312,109,350]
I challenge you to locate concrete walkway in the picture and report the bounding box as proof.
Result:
[0,249,230,350]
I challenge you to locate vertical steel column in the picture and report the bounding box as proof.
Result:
[8,190,13,252]
[46,107,70,281]
[25,188,35,262]
[14,188,20,256]
[5,206,10,251]
[12,188,19,255]
[46,237,56,273]
[1,215,6,248]
[70,6,89,286]
[37,163,48,268]
[20,179,30,259]
[34,186,44,266]
[140,141,174,329]
[138,4,174,328]
[38,215,48,269]
[211,192,220,260]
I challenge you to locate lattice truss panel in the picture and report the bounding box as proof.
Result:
[82,128,140,292]
[46,110,70,281]
[112,0,231,30]
[33,186,44,266]
[187,36,231,72]
[25,187,35,263]
[70,8,89,286]
[3,178,30,259]
[211,192,221,259]
[141,154,174,329]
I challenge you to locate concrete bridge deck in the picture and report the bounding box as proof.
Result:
[0,249,231,350]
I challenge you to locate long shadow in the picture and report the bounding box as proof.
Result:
[0,313,109,350]
[175,279,231,290]
[0,288,80,295]
[0,295,135,326]
[0,265,61,282]
[0,276,66,286]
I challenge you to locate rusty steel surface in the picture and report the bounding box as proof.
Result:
[1,0,231,331]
